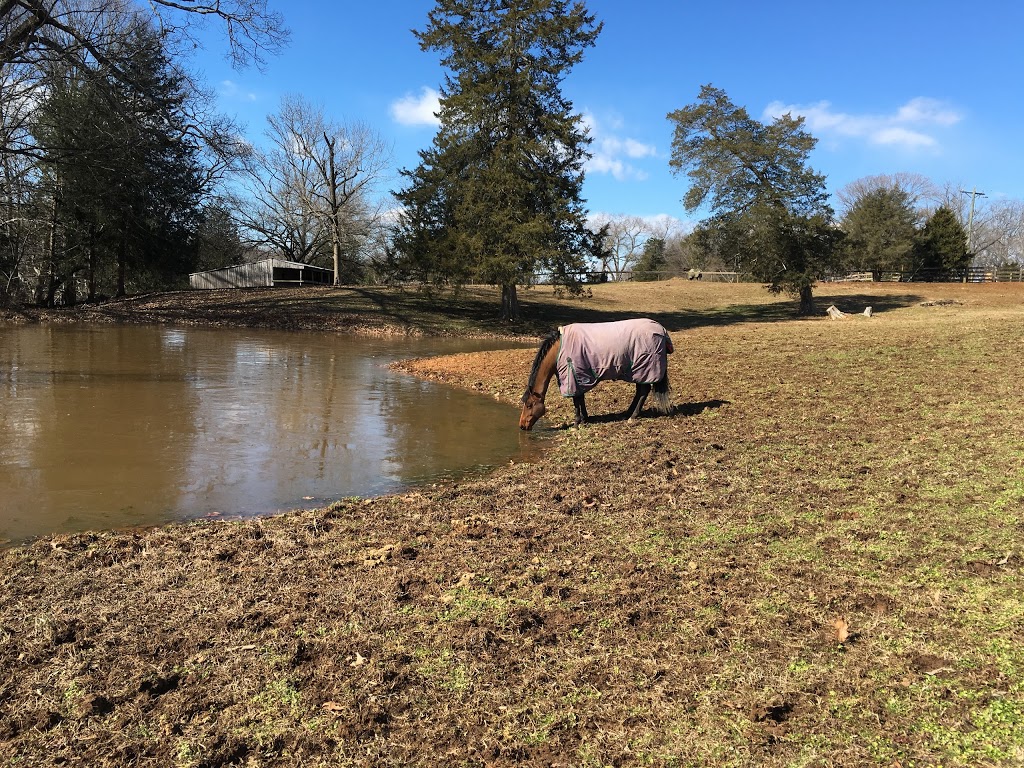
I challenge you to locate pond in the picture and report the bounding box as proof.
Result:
[0,325,541,544]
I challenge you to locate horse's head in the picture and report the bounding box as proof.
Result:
[519,389,546,430]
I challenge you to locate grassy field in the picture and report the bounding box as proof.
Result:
[2,279,1023,766]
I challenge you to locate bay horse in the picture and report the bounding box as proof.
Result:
[519,318,674,430]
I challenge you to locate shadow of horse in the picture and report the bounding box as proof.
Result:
[545,398,730,429]
[673,399,730,417]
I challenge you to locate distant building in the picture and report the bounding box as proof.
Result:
[189,259,333,290]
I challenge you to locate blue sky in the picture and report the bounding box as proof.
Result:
[191,1,1024,228]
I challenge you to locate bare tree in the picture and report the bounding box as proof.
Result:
[586,213,690,280]
[241,96,391,284]
[1,0,287,72]
[835,172,939,220]
[231,179,328,265]
[645,213,687,243]
[972,199,1024,267]
[587,213,648,279]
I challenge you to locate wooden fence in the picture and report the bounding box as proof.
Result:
[834,267,1024,283]
[527,265,1023,286]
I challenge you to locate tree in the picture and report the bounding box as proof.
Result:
[193,201,248,273]
[259,96,390,284]
[2,0,251,304]
[31,18,210,300]
[1,82,40,299]
[2,0,286,184]
[235,162,329,266]
[915,206,968,275]
[237,97,390,283]
[588,213,647,279]
[836,172,938,218]
[631,237,665,281]
[966,198,1024,268]
[667,84,839,315]
[393,0,602,321]
[840,186,918,280]
[663,231,702,275]
[1,0,287,73]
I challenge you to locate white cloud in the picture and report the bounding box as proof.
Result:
[873,127,936,148]
[219,80,257,102]
[763,97,963,150]
[390,87,440,127]
[583,113,657,181]
[896,97,961,126]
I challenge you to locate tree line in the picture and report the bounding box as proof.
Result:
[1,0,391,305]
[3,1,1022,317]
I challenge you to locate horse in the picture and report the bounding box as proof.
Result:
[519,318,674,430]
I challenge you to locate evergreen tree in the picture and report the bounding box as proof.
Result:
[840,186,918,280]
[668,85,840,315]
[33,20,208,299]
[916,206,969,276]
[194,203,248,273]
[631,237,666,281]
[393,0,602,321]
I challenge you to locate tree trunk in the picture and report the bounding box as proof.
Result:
[62,272,77,306]
[797,284,815,316]
[44,189,59,307]
[332,232,340,286]
[116,227,127,298]
[501,283,520,322]
[87,224,97,301]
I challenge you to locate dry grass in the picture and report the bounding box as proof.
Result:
[2,279,1023,767]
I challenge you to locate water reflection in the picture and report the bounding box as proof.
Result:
[0,325,539,543]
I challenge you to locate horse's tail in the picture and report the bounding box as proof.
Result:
[650,329,674,414]
[650,373,673,414]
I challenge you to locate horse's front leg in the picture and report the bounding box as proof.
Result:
[624,383,651,420]
[573,394,589,425]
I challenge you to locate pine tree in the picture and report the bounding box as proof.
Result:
[632,237,666,281]
[394,0,602,321]
[668,85,840,315]
[840,186,918,280]
[33,20,208,299]
[916,206,969,276]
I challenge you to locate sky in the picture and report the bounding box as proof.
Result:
[189,0,1024,230]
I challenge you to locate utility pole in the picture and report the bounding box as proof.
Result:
[959,187,986,253]
[959,187,985,282]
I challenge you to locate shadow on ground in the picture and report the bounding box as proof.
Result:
[545,398,730,430]
[6,286,925,339]
[519,292,924,335]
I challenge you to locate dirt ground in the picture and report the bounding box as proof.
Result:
[2,280,1023,767]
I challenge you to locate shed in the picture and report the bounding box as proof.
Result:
[189,259,333,290]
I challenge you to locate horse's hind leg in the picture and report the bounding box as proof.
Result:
[624,383,651,420]
[573,394,589,425]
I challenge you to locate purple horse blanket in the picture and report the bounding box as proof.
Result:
[555,319,674,398]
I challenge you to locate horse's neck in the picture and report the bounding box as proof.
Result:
[536,343,559,399]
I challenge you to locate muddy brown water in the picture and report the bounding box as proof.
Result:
[0,324,541,544]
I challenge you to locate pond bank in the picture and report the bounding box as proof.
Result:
[3,281,1023,766]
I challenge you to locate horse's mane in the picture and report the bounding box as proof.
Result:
[522,329,561,402]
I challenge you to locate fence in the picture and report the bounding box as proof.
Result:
[531,270,746,284]
[528,265,1023,287]
[832,266,1024,283]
